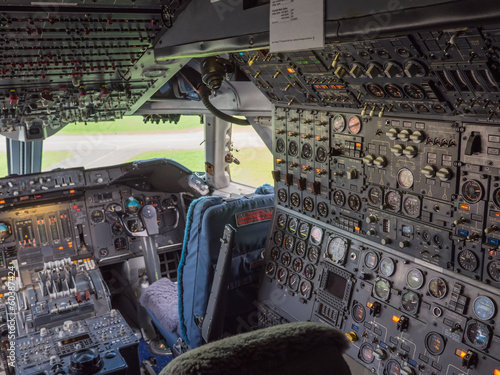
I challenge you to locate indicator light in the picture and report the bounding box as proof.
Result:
[455,349,467,358]
[392,315,400,323]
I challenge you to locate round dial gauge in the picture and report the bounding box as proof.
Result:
[283,236,295,251]
[384,84,404,99]
[458,249,479,272]
[310,226,323,245]
[433,234,444,246]
[462,180,484,204]
[288,140,299,156]
[91,210,104,223]
[290,193,300,207]
[270,247,280,261]
[300,280,312,299]
[292,258,303,273]
[316,146,328,163]
[303,197,314,212]
[379,257,396,277]
[425,332,446,356]
[333,190,346,206]
[265,262,276,277]
[273,230,283,245]
[114,237,127,250]
[287,218,298,233]
[348,194,361,211]
[360,343,375,364]
[277,268,287,284]
[327,237,348,264]
[428,277,448,299]
[307,247,319,263]
[0,222,12,241]
[276,138,285,153]
[352,303,366,323]
[105,203,123,221]
[366,83,385,98]
[304,264,316,280]
[385,191,402,211]
[111,222,123,235]
[403,84,425,100]
[493,188,500,209]
[276,214,287,229]
[295,241,306,257]
[298,222,310,239]
[487,260,500,282]
[403,195,420,216]
[278,188,287,202]
[317,201,328,217]
[401,290,420,314]
[364,251,380,270]
[465,320,491,349]
[348,116,362,134]
[385,360,401,375]
[397,168,414,189]
[368,186,383,206]
[406,268,425,289]
[288,274,300,291]
[125,197,142,215]
[281,252,292,267]
[374,278,391,300]
[333,114,346,132]
[301,143,313,159]
[473,296,496,320]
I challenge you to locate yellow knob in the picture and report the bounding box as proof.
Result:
[345,331,358,343]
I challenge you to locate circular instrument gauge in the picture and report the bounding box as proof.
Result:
[364,251,380,270]
[300,280,312,298]
[359,343,375,364]
[487,260,500,282]
[310,226,323,245]
[406,268,425,289]
[379,257,396,277]
[462,180,484,204]
[403,84,425,100]
[270,247,280,261]
[0,222,12,241]
[287,218,298,233]
[368,186,383,206]
[415,104,429,112]
[281,252,292,267]
[473,296,496,320]
[316,146,327,163]
[366,83,385,98]
[465,320,491,349]
[401,290,420,314]
[385,360,401,375]
[91,210,104,223]
[276,138,285,153]
[348,116,362,134]
[302,143,313,159]
[303,197,314,212]
[352,303,366,323]
[290,193,300,207]
[296,241,306,257]
[278,188,287,203]
[327,237,348,264]
[288,274,300,291]
[403,195,420,216]
[425,332,446,356]
[432,104,446,113]
[458,249,479,272]
[276,214,286,229]
[304,264,316,280]
[428,277,448,299]
[404,60,426,77]
[99,248,108,257]
[385,190,402,211]
[288,141,299,156]
[273,230,283,245]
[292,258,304,273]
[317,201,329,217]
[114,237,127,251]
[384,84,404,99]
[493,188,500,209]
[347,194,361,211]
[265,262,276,277]
[399,103,413,112]
[422,230,431,243]
[277,268,288,284]
[307,247,319,263]
[105,203,123,221]
[397,168,414,189]
[374,278,391,300]
[333,114,346,132]
[298,222,309,239]
[111,222,123,235]
[283,236,295,251]
[433,234,443,246]
[333,190,346,207]
[125,197,142,215]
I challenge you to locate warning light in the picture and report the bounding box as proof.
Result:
[0,294,3,298]
[494,369,500,375]
[356,143,362,147]
[354,226,361,231]
[366,302,373,308]
[455,349,467,358]
[287,68,296,74]
[0,200,4,204]
[392,315,400,323]
[69,190,75,194]
[459,203,471,211]
[68,242,73,248]
[59,246,63,250]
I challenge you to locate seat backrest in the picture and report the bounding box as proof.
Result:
[177,189,274,348]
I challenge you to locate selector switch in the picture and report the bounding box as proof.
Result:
[297,178,307,191]
[386,128,399,140]
[462,350,478,369]
[374,156,387,168]
[366,215,378,224]
[391,144,405,156]
[373,348,387,360]
[397,129,412,141]
[403,146,418,158]
[345,331,358,343]
[421,165,437,178]
[436,168,453,181]
[363,154,376,166]
[410,130,425,143]
[285,174,294,186]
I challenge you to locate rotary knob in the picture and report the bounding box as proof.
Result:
[374,156,387,168]
[421,165,437,178]
[386,128,399,140]
[384,62,402,78]
[367,228,377,235]
[70,348,102,375]
[349,64,364,78]
[399,240,410,248]
[436,167,453,181]
[334,65,348,79]
[390,144,405,156]
[398,129,412,142]
[345,331,358,342]
[403,146,418,158]
[381,238,392,245]
[373,348,387,360]
[363,154,376,166]
[365,215,378,224]
[404,60,424,78]
[366,63,382,78]
[410,130,425,143]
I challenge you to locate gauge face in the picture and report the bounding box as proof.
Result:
[273,230,283,245]
[277,214,286,229]
[403,84,425,100]
[385,191,402,211]
[364,251,379,270]
[292,258,303,273]
[277,268,287,284]
[348,116,362,134]
[428,277,448,299]
[328,237,348,264]
[298,222,309,239]
[303,197,314,212]
[366,83,385,98]
[384,84,404,99]
[288,274,300,291]
[403,195,420,216]
[487,260,500,282]
[114,237,127,251]
[433,234,443,246]
[301,143,313,159]
[125,197,142,215]
[333,114,346,132]
[287,218,298,233]
[288,140,299,156]
[317,201,329,217]
[422,230,431,243]
[425,332,446,356]
[307,247,319,263]
[401,290,420,314]
[462,180,484,204]
[379,257,396,277]
[352,303,366,323]
[270,247,280,261]
[0,222,12,241]
[473,296,496,320]
[385,360,401,375]
[105,203,123,221]
[374,278,391,300]
[333,190,346,206]
[111,222,123,235]
[465,320,491,349]
[458,250,479,272]
[276,138,285,153]
[91,210,104,223]
[406,268,424,289]
[347,194,361,211]
[310,226,323,245]
[300,280,312,298]
[265,262,276,277]
[397,168,414,189]
[368,187,383,206]
[278,188,287,203]
[304,264,316,280]
[359,343,375,364]
[281,251,292,266]
[283,236,295,251]
[290,192,300,207]
[296,241,306,257]
[493,188,500,209]
[316,146,327,163]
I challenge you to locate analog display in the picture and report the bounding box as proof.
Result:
[290,192,300,207]
[114,237,127,251]
[273,230,283,245]
[433,234,443,246]
[302,143,313,159]
[403,195,420,216]
[368,186,383,206]
[288,274,300,291]
[360,343,375,364]
[125,197,142,214]
[292,258,303,273]
[397,168,414,189]
[462,180,484,204]
[316,146,328,163]
[385,191,402,211]
[406,268,424,289]
[303,197,314,212]
[296,241,306,257]
[317,201,328,217]
[487,260,500,282]
[278,188,287,202]
[310,226,323,245]
[364,251,379,270]
[333,190,346,206]
[425,332,446,356]
[465,320,491,349]
[276,138,285,153]
[347,194,361,211]
[333,114,346,132]
[300,280,312,298]
[298,222,309,239]
[385,360,401,375]
[99,248,108,257]
[270,247,280,261]
[288,140,299,156]
[428,277,448,299]
[352,303,366,323]
[111,222,123,235]
[283,235,295,251]
[105,203,123,221]
[458,249,479,272]
[384,84,404,99]
[473,296,496,320]
[327,237,348,264]
[366,83,385,98]
[401,290,420,314]
[265,262,276,277]
[91,210,104,223]
[307,247,319,263]
[493,188,500,209]
[304,264,316,280]
[379,257,396,277]
[281,251,292,266]
[287,217,298,233]
[0,222,12,241]
[374,278,391,300]
[276,214,286,229]
[277,268,287,284]
[348,116,362,134]
[403,84,425,100]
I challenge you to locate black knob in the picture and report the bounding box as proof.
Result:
[70,349,102,375]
